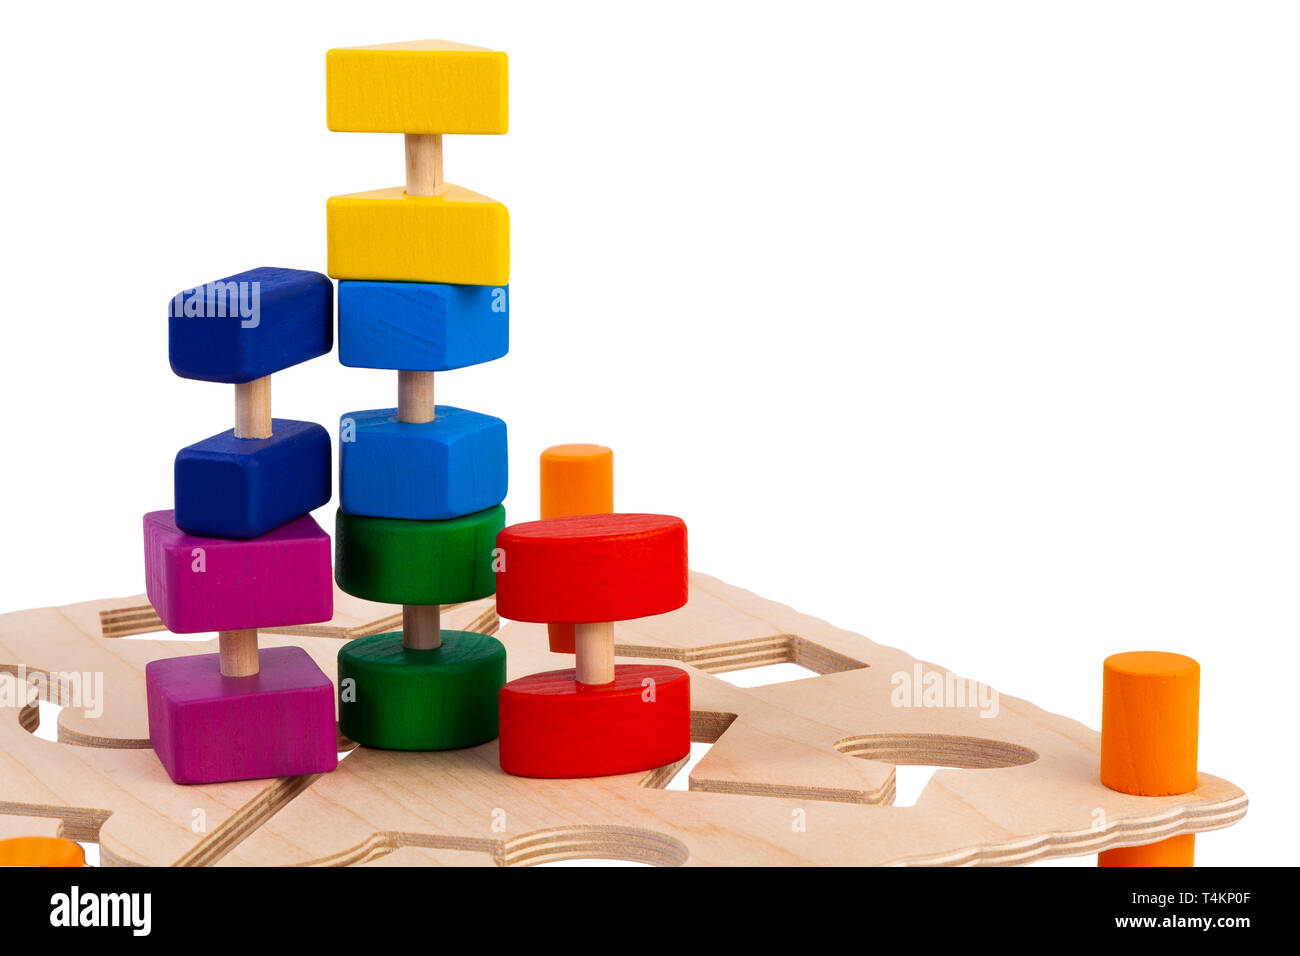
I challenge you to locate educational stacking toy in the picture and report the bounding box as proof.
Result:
[539,443,614,653]
[495,514,691,777]
[0,38,1250,868]
[327,40,509,750]
[1098,651,1201,867]
[142,267,337,785]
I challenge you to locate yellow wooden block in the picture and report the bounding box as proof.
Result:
[327,185,510,285]
[327,40,508,134]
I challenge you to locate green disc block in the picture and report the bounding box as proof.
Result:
[338,630,507,750]
[334,505,504,605]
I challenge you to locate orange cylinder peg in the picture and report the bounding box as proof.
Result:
[1098,651,1200,867]
[540,444,614,653]
[0,836,85,867]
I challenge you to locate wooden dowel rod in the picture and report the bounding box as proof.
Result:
[403,605,442,650]
[574,621,615,685]
[405,133,444,197]
[397,370,436,423]
[219,629,259,677]
[234,376,272,439]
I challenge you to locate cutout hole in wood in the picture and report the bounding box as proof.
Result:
[504,826,689,867]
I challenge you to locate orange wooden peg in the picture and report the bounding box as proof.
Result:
[0,836,85,867]
[1098,650,1200,867]
[539,444,613,653]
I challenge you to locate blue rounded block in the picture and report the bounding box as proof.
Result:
[169,267,333,383]
[340,406,507,520]
[338,281,508,371]
[174,419,331,539]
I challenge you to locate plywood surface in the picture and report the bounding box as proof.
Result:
[0,573,1245,866]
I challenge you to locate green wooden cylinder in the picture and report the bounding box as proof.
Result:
[334,505,504,605]
[338,630,506,750]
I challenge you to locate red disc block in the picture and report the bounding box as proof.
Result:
[499,664,690,778]
[495,514,687,623]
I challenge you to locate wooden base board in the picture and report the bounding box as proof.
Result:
[0,573,1245,866]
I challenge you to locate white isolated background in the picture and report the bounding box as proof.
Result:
[0,1,1295,867]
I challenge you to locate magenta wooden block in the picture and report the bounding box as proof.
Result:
[143,510,333,633]
[146,645,338,784]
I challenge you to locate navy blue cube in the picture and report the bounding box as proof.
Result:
[339,406,507,520]
[174,420,332,539]
[169,267,333,383]
[338,281,508,371]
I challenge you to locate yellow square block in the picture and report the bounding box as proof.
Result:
[327,40,508,134]
[327,185,509,285]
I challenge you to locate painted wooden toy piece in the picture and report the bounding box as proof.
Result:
[0,836,84,867]
[495,514,691,777]
[338,281,508,372]
[1098,651,1200,866]
[328,39,510,752]
[540,443,614,654]
[339,406,507,520]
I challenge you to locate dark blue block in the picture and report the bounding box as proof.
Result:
[338,281,508,371]
[174,419,332,539]
[339,406,507,520]
[169,267,334,383]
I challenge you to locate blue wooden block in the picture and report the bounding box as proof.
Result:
[338,281,508,371]
[169,267,333,383]
[174,419,332,539]
[340,406,507,520]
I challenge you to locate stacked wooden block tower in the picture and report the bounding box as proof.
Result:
[325,41,510,749]
[144,268,338,783]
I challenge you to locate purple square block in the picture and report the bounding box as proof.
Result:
[143,509,332,633]
[146,646,338,784]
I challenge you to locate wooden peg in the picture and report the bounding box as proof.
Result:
[402,604,441,650]
[1098,651,1200,867]
[218,628,259,678]
[540,444,614,654]
[397,369,436,424]
[405,133,444,197]
[234,376,272,439]
[574,620,615,685]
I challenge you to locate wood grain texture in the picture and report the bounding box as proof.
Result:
[174,419,331,539]
[338,281,508,372]
[218,629,259,678]
[337,631,505,751]
[401,604,441,650]
[340,407,507,521]
[327,41,508,134]
[396,370,436,423]
[327,185,509,286]
[496,514,687,623]
[499,664,690,777]
[335,505,504,606]
[144,510,333,633]
[168,267,333,384]
[96,587,498,644]
[0,573,1246,865]
[147,646,337,785]
[233,376,272,439]
[405,134,444,196]
[574,620,614,685]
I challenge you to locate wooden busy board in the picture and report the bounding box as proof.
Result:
[0,572,1246,866]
